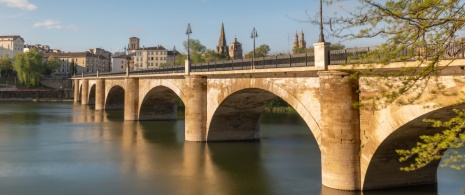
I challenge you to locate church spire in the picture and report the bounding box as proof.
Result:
[216,23,229,56]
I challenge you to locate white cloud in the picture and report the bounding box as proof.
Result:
[33,19,79,31]
[0,0,37,11]
[33,19,62,29]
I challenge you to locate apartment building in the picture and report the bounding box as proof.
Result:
[0,35,24,58]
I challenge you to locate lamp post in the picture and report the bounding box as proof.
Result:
[250,27,258,69]
[186,23,192,62]
[185,23,192,74]
[173,45,177,66]
[318,0,325,42]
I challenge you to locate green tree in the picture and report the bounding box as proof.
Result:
[13,48,46,87]
[0,54,12,77]
[69,60,75,76]
[244,44,271,59]
[45,55,61,75]
[325,0,465,170]
[203,49,228,62]
[182,39,208,64]
[183,39,206,54]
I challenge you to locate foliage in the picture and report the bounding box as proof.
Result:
[324,0,465,170]
[244,44,271,59]
[396,109,465,171]
[45,55,61,75]
[183,39,206,54]
[69,60,75,76]
[0,54,13,77]
[202,49,228,63]
[13,49,46,87]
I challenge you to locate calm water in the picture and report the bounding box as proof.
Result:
[0,102,463,195]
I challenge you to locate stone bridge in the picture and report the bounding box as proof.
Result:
[73,50,465,191]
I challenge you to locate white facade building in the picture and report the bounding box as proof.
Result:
[112,53,129,72]
[0,35,24,58]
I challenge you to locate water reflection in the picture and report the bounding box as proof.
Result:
[0,102,462,195]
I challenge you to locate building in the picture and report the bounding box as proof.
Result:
[112,52,134,72]
[292,30,307,54]
[133,46,169,70]
[24,44,51,53]
[0,35,24,58]
[88,48,112,72]
[229,38,243,60]
[129,37,140,51]
[128,37,178,70]
[45,51,111,76]
[216,23,229,57]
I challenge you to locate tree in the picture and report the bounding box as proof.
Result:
[245,44,271,59]
[69,60,75,76]
[202,49,228,62]
[182,39,208,64]
[45,55,61,75]
[0,54,12,77]
[183,39,206,54]
[325,0,465,170]
[13,48,46,87]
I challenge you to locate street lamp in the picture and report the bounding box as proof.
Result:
[173,45,177,66]
[186,23,192,62]
[318,0,325,42]
[250,27,258,69]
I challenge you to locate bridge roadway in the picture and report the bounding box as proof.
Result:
[73,57,465,191]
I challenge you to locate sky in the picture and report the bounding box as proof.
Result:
[0,0,376,54]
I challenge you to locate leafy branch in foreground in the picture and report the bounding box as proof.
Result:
[396,109,465,171]
[325,0,465,109]
[321,0,465,171]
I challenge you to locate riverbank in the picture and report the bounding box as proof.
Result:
[0,89,73,102]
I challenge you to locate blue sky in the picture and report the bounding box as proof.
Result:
[0,0,373,54]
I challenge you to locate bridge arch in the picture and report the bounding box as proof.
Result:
[362,103,465,190]
[138,80,185,121]
[105,85,125,110]
[88,84,96,105]
[206,78,321,145]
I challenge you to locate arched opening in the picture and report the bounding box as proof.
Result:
[105,86,125,110]
[88,84,96,105]
[207,88,316,142]
[139,86,183,121]
[363,103,465,190]
[205,88,321,193]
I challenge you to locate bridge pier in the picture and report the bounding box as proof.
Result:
[74,79,79,104]
[184,76,207,141]
[81,79,89,105]
[319,71,361,190]
[124,78,139,121]
[95,79,105,110]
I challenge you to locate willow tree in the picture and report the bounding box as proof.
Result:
[0,54,12,77]
[13,48,46,87]
[325,0,465,170]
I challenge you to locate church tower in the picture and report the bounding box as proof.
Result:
[129,37,140,51]
[229,37,243,60]
[299,30,306,49]
[216,23,229,56]
[292,32,300,54]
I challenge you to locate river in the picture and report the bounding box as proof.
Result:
[0,102,462,195]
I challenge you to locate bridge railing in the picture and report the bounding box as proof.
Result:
[191,52,315,72]
[329,42,465,65]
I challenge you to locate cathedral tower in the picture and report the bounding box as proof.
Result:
[229,37,243,60]
[216,23,229,56]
